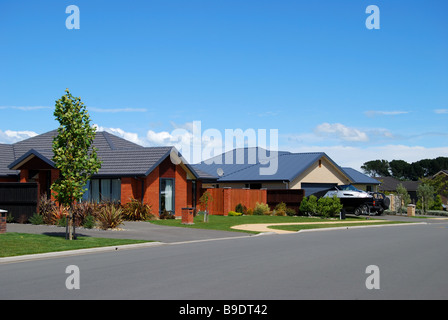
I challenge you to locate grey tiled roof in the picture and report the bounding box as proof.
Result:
[1,129,179,178]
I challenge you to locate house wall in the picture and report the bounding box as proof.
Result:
[120,157,192,217]
[290,157,350,189]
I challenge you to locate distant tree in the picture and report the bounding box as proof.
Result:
[51,89,102,240]
[361,160,390,177]
[389,160,411,180]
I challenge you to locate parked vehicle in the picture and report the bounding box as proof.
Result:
[322,185,390,216]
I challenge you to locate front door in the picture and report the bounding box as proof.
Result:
[160,178,175,215]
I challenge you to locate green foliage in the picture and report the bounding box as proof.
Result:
[396,183,411,213]
[235,203,247,214]
[199,190,213,212]
[122,198,153,221]
[299,195,318,216]
[299,195,342,218]
[51,89,102,207]
[286,208,296,216]
[29,213,44,225]
[362,157,448,180]
[253,202,270,215]
[82,215,96,229]
[228,211,243,216]
[416,184,435,214]
[361,159,390,177]
[317,196,343,218]
[274,202,287,216]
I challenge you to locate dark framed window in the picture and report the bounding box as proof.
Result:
[88,178,121,203]
[160,178,175,214]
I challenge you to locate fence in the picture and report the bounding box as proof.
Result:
[0,183,38,222]
[199,188,305,215]
[267,189,305,214]
[200,188,267,215]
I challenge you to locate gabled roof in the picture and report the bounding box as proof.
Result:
[1,129,199,178]
[192,148,349,183]
[342,167,381,185]
[376,176,421,192]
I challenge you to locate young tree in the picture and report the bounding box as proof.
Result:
[417,184,435,214]
[198,190,213,222]
[395,183,411,214]
[51,89,102,240]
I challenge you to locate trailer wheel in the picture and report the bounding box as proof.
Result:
[354,204,369,216]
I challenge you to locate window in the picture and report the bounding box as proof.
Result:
[88,178,121,203]
[160,178,175,214]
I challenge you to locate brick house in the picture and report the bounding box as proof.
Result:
[1,130,202,217]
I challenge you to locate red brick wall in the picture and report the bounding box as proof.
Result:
[175,165,187,217]
[143,166,160,215]
[0,211,6,234]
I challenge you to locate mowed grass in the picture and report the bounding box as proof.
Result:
[151,214,384,234]
[0,233,151,258]
[268,220,410,232]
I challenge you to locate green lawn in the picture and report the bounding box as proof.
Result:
[0,233,152,258]
[151,214,383,234]
[269,220,410,232]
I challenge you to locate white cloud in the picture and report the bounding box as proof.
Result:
[0,106,51,111]
[0,130,38,143]
[365,110,409,117]
[434,109,448,114]
[93,125,147,146]
[314,123,369,142]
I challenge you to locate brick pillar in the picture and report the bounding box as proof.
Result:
[0,210,7,234]
[181,207,194,225]
[223,187,231,216]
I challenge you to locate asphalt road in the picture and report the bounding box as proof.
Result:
[1,220,447,301]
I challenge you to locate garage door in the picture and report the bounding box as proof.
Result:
[301,183,337,197]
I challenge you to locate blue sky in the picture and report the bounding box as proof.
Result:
[0,0,447,170]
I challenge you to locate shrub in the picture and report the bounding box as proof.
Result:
[73,202,98,227]
[82,215,96,229]
[122,198,153,221]
[274,202,287,216]
[235,203,247,215]
[299,195,318,216]
[38,194,57,224]
[160,209,175,220]
[45,205,69,225]
[246,208,254,215]
[96,203,123,230]
[317,195,343,218]
[29,213,44,225]
[228,211,243,216]
[253,202,270,215]
[286,208,296,216]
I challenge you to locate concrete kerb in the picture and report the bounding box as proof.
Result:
[231,220,429,235]
[0,241,164,264]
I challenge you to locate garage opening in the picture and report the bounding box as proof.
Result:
[301,183,337,197]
